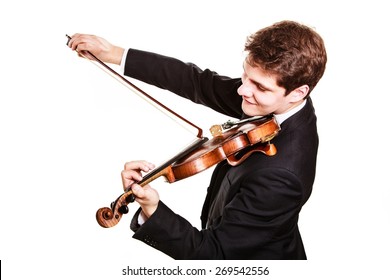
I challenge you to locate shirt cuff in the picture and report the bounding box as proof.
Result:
[119,48,129,74]
[137,210,148,226]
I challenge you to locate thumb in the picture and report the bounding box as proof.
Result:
[131,184,144,198]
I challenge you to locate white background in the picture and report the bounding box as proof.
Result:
[1,0,389,279]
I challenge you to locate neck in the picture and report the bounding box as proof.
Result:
[274,99,307,124]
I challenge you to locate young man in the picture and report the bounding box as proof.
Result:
[68,20,327,259]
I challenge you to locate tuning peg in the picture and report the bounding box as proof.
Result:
[118,205,129,214]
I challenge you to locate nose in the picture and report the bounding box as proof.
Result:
[237,79,252,98]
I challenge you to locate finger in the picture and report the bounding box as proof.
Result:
[121,169,142,181]
[123,161,155,172]
[73,43,96,60]
[131,184,145,199]
[74,42,95,56]
[121,170,143,191]
[68,34,95,52]
[123,160,154,171]
[67,33,82,49]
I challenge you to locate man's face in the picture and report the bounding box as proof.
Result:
[237,59,296,116]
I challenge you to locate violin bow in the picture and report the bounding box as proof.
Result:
[66,34,204,138]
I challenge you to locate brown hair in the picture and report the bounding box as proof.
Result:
[245,20,327,96]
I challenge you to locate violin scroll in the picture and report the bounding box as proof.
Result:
[96,191,136,228]
[96,207,116,228]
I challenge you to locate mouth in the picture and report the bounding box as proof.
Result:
[242,98,256,105]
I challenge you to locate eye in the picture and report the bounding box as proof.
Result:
[255,82,267,92]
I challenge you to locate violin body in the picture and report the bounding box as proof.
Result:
[170,116,280,180]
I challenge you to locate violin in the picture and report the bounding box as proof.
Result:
[66,35,280,228]
[96,116,279,227]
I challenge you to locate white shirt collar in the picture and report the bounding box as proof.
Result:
[274,99,306,125]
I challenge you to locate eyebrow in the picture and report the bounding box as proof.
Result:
[242,62,273,92]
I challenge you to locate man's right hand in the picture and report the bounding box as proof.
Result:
[67,33,124,65]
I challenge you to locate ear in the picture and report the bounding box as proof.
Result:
[289,85,310,102]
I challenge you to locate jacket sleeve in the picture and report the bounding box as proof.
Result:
[130,167,305,260]
[123,48,243,119]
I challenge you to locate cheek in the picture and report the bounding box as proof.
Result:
[253,92,274,107]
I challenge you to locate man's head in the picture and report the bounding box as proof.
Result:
[245,20,327,96]
[238,21,327,116]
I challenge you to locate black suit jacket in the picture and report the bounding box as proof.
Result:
[124,49,318,259]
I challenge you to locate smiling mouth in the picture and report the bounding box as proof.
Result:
[243,99,256,105]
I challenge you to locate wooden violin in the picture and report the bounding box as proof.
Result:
[96,116,279,228]
[66,35,280,228]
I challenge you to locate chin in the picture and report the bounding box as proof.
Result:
[242,104,263,117]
